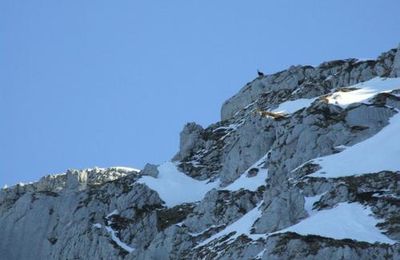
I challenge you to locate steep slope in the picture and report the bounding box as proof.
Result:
[1,45,400,259]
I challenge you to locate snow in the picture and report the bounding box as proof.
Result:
[327,77,400,108]
[111,166,140,172]
[197,203,263,247]
[311,113,400,178]
[334,144,348,151]
[93,166,140,173]
[355,58,374,62]
[184,159,204,167]
[223,154,269,192]
[104,210,135,253]
[274,77,400,122]
[275,202,395,244]
[255,249,266,259]
[105,226,135,253]
[223,168,267,192]
[273,98,316,114]
[137,162,219,207]
[93,223,102,229]
[304,193,324,215]
[189,225,223,237]
[106,209,119,218]
[175,222,184,227]
[372,192,400,200]
[244,101,256,110]
[213,122,242,132]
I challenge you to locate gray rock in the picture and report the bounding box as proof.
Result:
[141,163,159,178]
[184,189,262,233]
[173,122,204,161]
[1,45,400,260]
[66,169,88,191]
[218,114,275,185]
[390,44,400,77]
[261,233,398,260]
[220,48,397,121]
[254,182,307,233]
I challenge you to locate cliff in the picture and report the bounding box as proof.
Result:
[1,45,400,259]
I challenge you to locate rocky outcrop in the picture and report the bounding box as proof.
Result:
[262,233,399,260]
[390,44,400,77]
[1,45,400,259]
[221,46,399,121]
[254,183,307,233]
[141,163,159,178]
[173,122,204,161]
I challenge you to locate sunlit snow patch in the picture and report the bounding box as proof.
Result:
[310,113,400,178]
[110,166,140,172]
[92,166,140,173]
[327,77,400,108]
[275,202,395,245]
[273,98,316,114]
[223,154,269,192]
[137,162,219,207]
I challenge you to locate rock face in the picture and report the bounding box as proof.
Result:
[221,46,399,121]
[1,46,400,259]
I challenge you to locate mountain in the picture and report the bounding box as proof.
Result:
[1,45,400,260]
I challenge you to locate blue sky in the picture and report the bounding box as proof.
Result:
[1,1,399,186]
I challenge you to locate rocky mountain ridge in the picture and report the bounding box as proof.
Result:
[1,45,400,259]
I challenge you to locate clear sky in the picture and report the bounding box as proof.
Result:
[1,1,399,186]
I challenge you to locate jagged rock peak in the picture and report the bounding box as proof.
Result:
[2,166,140,195]
[2,45,400,260]
[221,45,400,121]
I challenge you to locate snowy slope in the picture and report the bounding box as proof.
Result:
[275,203,395,245]
[327,77,400,108]
[310,113,400,178]
[223,153,268,191]
[272,77,400,116]
[304,193,325,215]
[137,162,219,207]
[2,46,400,260]
[273,98,316,114]
[197,203,263,247]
